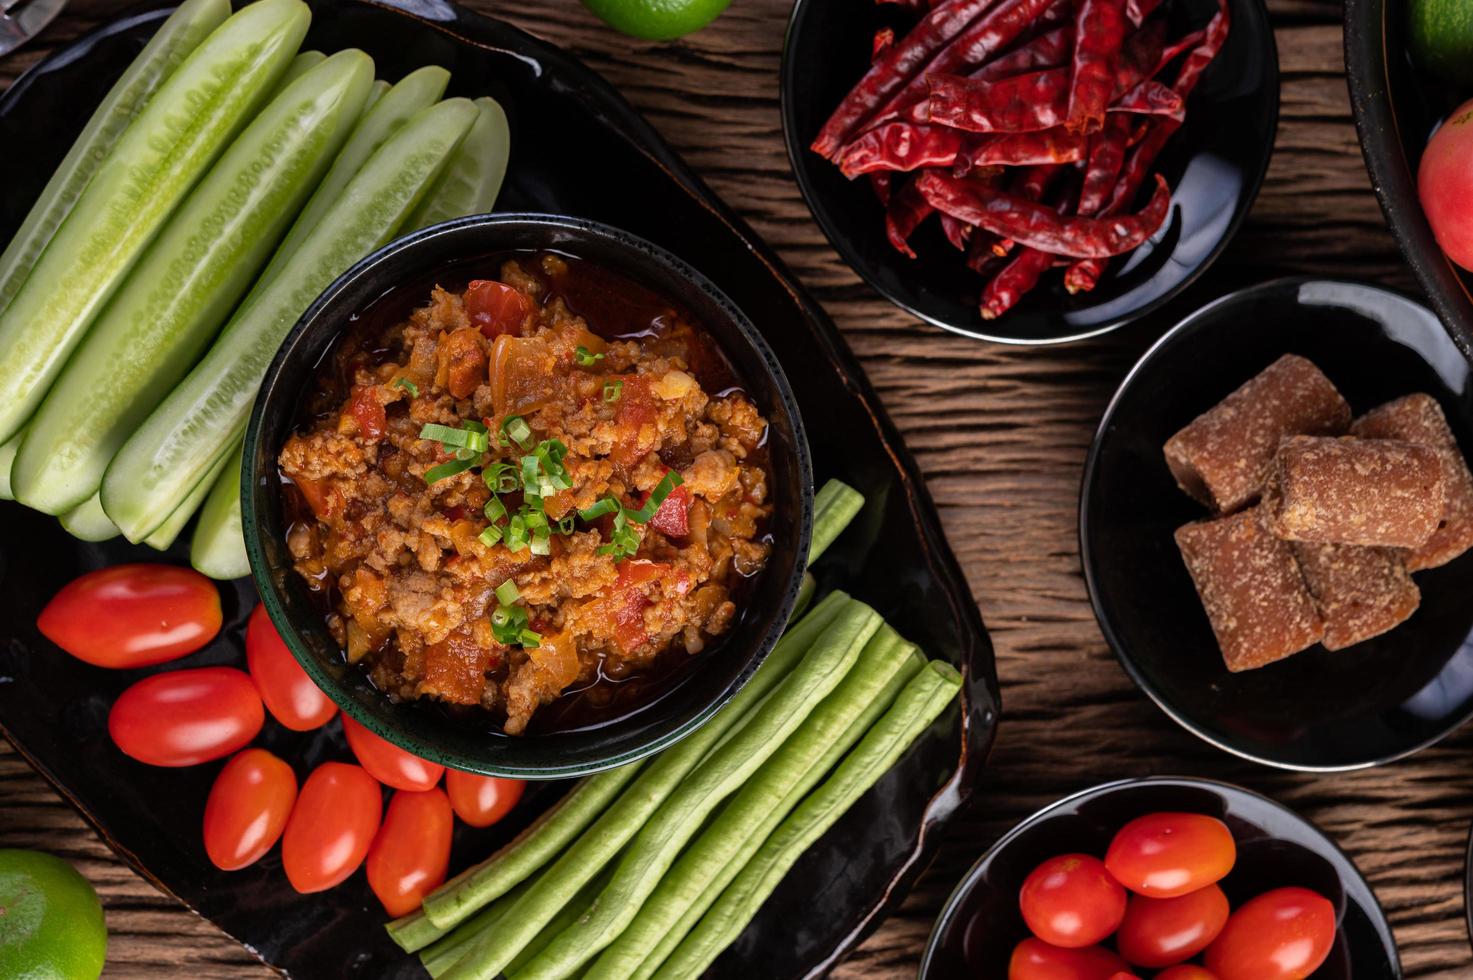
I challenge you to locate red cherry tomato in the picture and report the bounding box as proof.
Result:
[1205,887,1336,980]
[38,564,221,669]
[1420,98,1473,271]
[1107,974,1142,980]
[1116,884,1230,968]
[1008,937,1128,980]
[1019,853,1127,947]
[202,749,297,871]
[366,788,454,916]
[646,483,691,538]
[466,279,530,338]
[1156,968,1220,980]
[281,762,382,893]
[108,667,263,766]
[245,604,336,731]
[1105,812,1236,898]
[445,770,525,828]
[342,714,444,791]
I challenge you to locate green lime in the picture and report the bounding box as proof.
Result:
[1410,0,1473,87]
[580,0,732,41]
[0,850,106,980]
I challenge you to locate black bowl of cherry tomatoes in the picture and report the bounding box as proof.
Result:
[918,777,1400,980]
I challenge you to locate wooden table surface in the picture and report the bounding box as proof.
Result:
[3,0,1470,977]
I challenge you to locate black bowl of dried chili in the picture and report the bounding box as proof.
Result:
[781,0,1279,344]
[242,213,812,778]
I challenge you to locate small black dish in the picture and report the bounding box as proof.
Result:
[780,0,1280,345]
[243,214,813,779]
[918,777,1401,979]
[1466,820,1473,949]
[1081,278,1473,770]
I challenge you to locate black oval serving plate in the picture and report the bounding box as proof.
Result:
[917,777,1401,979]
[781,0,1279,345]
[1080,278,1473,771]
[1345,0,1473,360]
[0,3,1000,978]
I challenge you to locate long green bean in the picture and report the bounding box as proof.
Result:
[504,866,614,975]
[419,876,535,976]
[809,479,865,563]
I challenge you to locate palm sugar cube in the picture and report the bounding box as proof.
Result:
[1175,507,1325,671]
[1352,393,1473,571]
[1263,436,1444,548]
[1164,354,1351,513]
[1291,542,1420,650]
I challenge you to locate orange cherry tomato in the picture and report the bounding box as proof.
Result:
[445,770,525,828]
[1157,968,1220,980]
[342,714,444,791]
[245,604,336,731]
[1019,853,1127,947]
[108,667,263,766]
[1205,887,1336,980]
[1008,938,1128,980]
[38,564,221,668]
[202,749,297,871]
[465,279,530,338]
[281,762,382,893]
[366,788,454,916]
[1116,884,1229,968]
[1105,812,1236,898]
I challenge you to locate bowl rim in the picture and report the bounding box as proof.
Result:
[242,211,814,778]
[1078,275,1473,772]
[917,774,1402,978]
[778,0,1282,346]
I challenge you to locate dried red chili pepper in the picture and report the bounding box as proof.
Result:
[971,24,1074,82]
[885,177,936,258]
[940,213,974,249]
[1126,0,1163,27]
[1155,28,1206,75]
[1117,19,1168,89]
[1112,80,1186,120]
[955,129,1088,172]
[838,122,970,176]
[980,246,1055,317]
[927,67,1071,133]
[872,27,896,61]
[967,229,1006,275]
[1078,115,1132,216]
[869,171,894,205]
[1174,0,1230,95]
[993,162,1064,255]
[1067,0,1128,134]
[916,169,1172,257]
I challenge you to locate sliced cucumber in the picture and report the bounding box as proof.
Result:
[190,441,250,579]
[406,96,511,230]
[364,78,391,114]
[0,0,311,446]
[58,493,121,542]
[0,0,230,319]
[12,50,374,515]
[146,444,233,552]
[0,430,21,500]
[278,48,325,89]
[103,97,479,541]
[259,64,449,280]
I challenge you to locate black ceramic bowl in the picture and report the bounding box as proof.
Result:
[1081,278,1473,770]
[243,214,812,779]
[918,777,1400,979]
[781,0,1279,345]
[1345,0,1473,359]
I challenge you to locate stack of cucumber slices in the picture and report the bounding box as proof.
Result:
[0,0,511,579]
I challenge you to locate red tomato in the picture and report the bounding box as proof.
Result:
[1019,853,1127,947]
[202,749,297,871]
[1008,938,1128,980]
[1419,98,1473,271]
[1205,887,1336,980]
[1107,974,1142,980]
[1156,968,1220,980]
[349,384,386,441]
[1116,884,1230,968]
[38,564,221,669]
[342,714,444,791]
[245,604,336,731]
[281,762,382,893]
[466,279,530,338]
[366,788,454,916]
[646,483,691,538]
[1105,812,1236,898]
[445,770,525,828]
[108,667,263,766]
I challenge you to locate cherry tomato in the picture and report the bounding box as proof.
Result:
[281,762,382,893]
[1019,853,1127,947]
[342,714,444,791]
[1008,937,1128,980]
[1105,812,1236,898]
[366,788,453,916]
[1205,887,1336,980]
[1116,884,1229,968]
[38,564,221,669]
[202,749,297,871]
[108,667,263,766]
[466,279,530,338]
[1419,97,1473,271]
[245,604,336,731]
[445,770,525,828]
[1107,974,1142,980]
[1156,968,1220,980]
[646,483,691,538]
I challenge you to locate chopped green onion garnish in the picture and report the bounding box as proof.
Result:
[490,602,529,645]
[556,515,576,535]
[483,462,518,494]
[519,629,542,647]
[421,422,489,453]
[603,379,623,403]
[462,419,488,434]
[598,508,642,559]
[579,497,620,521]
[393,378,419,397]
[425,457,478,484]
[628,471,684,523]
[575,346,605,367]
[479,525,504,547]
[529,529,551,556]
[505,513,530,553]
[501,415,533,449]
[485,497,508,524]
[495,580,520,605]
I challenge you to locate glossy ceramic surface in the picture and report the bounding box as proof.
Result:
[1345,0,1473,359]
[918,777,1401,979]
[1081,278,1473,770]
[781,0,1280,344]
[0,2,1000,977]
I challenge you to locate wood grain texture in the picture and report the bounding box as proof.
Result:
[3,0,1469,977]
